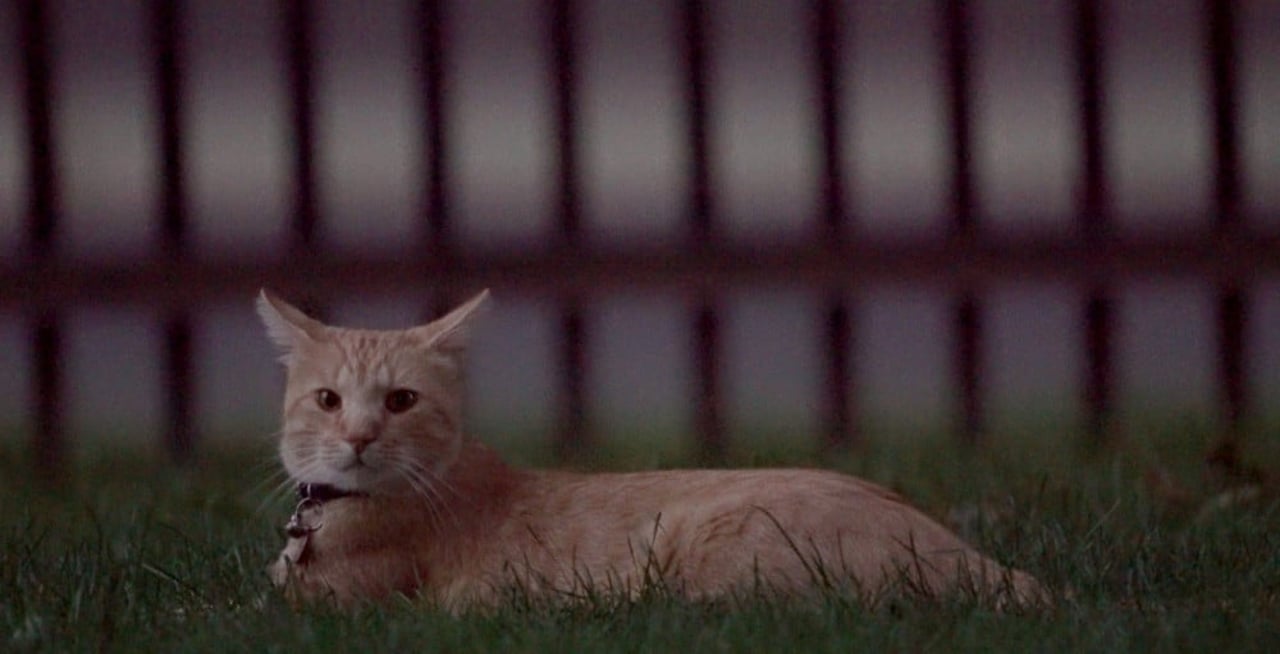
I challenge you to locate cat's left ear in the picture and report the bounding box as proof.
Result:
[412,289,490,352]
[256,289,328,354]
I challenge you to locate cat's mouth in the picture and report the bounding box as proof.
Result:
[339,456,368,471]
[329,446,372,473]
[328,456,380,492]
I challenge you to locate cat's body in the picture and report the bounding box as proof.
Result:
[258,290,1045,610]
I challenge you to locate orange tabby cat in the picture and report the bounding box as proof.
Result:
[259,290,1045,610]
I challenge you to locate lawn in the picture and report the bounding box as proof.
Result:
[2,421,1278,653]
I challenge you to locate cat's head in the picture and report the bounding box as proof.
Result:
[257,290,489,496]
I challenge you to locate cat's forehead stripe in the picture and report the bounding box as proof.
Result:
[333,331,408,386]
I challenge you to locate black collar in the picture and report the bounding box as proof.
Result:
[296,482,365,503]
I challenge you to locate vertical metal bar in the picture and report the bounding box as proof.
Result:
[418,0,457,323]
[1207,0,1240,234]
[942,0,975,240]
[812,0,854,449]
[550,0,588,455]
[682,0,722,459]
[32,316,63,481]
[1076,0,1115,443]
[683,0,713,249]
[1207,0,1246,431]
[559,303,587,457]
[420,0,451,257]
[1076,0,1108,242]
[813,0,846,247]
[822,300,852,450]
[163,316,194,461]
[1218,289,1246,428]
[551,0,581,248]
[420,0,455,321]
[20,0,64,480]
[153,0,195,463]
[1083,294,1113,439]
[693,303,723,460]
[942,0,981,443]
[155,0,186,254]
[285,0,319,252]
[954,295,981,442]
[20,0,55,256]
[281,0,326,320]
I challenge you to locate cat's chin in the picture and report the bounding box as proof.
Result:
[285,464,381,495]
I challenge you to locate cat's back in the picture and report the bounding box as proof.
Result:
[540,466,956,557]
[522,465,912,523]
[488,465,976,596]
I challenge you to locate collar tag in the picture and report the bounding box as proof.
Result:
[279,497,322,566]
[277,483,364,568]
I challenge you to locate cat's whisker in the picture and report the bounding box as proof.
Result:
[245,460,286,493]
[277,453,326,492]
[400,468,449,533]
[389,444,469,507]
[249,466,297,517]
[419,472,469,532]
[420,463,469,506]
[250,464,285,490]
[390,455,460,533]
[251,450,317,514]
[386,457,448,532]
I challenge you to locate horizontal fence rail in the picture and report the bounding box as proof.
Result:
[7,0,1276,478]
[3,235,1276,308]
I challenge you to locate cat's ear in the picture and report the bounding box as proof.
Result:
[412,289,490,351]
[256,289,328,353]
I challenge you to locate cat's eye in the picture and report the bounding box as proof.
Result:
[385,389,418,414]
[315,389,342,412]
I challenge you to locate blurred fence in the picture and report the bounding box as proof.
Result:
[3,0,1278,478]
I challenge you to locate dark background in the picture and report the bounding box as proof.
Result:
[0,0,1277,455]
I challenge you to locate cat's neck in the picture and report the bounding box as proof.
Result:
[440,439,524,498]
[337,440,525,542]
[402,439,528,535]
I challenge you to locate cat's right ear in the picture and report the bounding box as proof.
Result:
[256,289,327,356]
[412,289,490,352]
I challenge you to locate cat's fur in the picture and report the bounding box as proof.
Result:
[259,290,1046,610]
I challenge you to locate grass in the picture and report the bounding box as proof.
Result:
[2,421,1279,653]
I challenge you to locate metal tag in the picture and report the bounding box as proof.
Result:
[280,497,323,565]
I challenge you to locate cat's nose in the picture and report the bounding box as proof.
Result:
[343,431,377,455]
